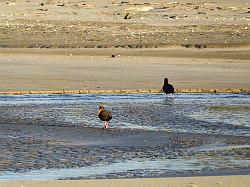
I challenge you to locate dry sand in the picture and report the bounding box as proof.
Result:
[0,175,249,187]
[0,0,249,93]
[0,0,249,48]
[0,0,250,93]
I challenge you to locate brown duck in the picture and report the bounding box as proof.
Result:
[98,106,112,129]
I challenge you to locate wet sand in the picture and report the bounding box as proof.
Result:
[0,48,249,93]
[0,93,249,179]
[0,123,249,177]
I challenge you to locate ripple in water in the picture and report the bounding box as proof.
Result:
[0,93,249,180]
[0,93,249,136]
[1,157,249,181]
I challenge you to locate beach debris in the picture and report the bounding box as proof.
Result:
[163,15,178,19]
[111,54,115,58]
[181,44,206,49]
[121,1,129,4]
[181,44,191,48]
[194,6,199,10]
[169,15,177,19]
[197,12,206,15]
[194,44,207,49]
[39,3,44,6]
[124,13,131,19]
[37,8,48,11]
[57,3,65,7]
[72,2,95,8]
[5,1,15,5]
[80,2,95,8]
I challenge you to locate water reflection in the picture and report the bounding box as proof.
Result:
[163,97,174,106]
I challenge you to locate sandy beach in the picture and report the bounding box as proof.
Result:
[0,0,249,186]
[0,175,250,187]
[0,0,250,93]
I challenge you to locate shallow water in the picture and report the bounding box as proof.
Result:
[0,93,249,136]
[0,93,249,180]
[1,157,249,181]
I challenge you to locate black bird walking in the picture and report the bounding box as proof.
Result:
[98,106,112,129]
[162,78,174,94]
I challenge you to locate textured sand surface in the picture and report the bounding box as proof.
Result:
[0,48,249,92]
[0,175,249,187]
[0,0,249,92]
[0,0,249,48]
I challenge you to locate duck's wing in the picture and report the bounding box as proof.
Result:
[99,110,112,121]
[108,111,112,120]
[169,84,175,93]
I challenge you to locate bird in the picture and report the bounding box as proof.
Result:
[98,106,112,129]
[162,78,174,94]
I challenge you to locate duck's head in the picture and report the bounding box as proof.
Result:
[99,105,105,111]
[164,78,169,84]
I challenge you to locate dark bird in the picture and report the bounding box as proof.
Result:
[98,106,112,129]
[162,78,174,94]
